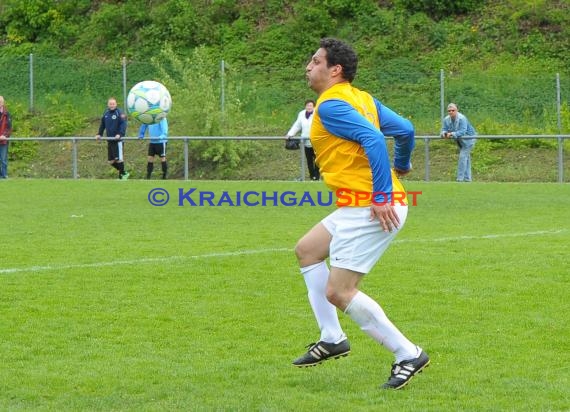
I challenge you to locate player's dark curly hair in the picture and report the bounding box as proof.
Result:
[320,38,358,82]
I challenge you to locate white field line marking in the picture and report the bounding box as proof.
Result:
[393,229,567,243]
[1,229,566,275]
[0,248,291,275]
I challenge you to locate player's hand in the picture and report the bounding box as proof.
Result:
[115,135,122,140]
[95,135,101,142]
[394,166,411,177]
[369,203,400,233]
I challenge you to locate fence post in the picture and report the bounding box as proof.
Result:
[299,139,306,181]
[221,59,226,132]
[424,137,430,181]
[440,69,445,124]
[72,138,78,179]
[29,54,34,112]
[122,57,127,110]
[556,73,563,183]
[184,138,189,180]
[426,68,445,182]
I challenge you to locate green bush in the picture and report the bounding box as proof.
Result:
[395,0,486,19]
[151,44,263,177]
[6,103,39,162]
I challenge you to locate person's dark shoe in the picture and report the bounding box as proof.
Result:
[292,339,350,367]
[381,348,430,390]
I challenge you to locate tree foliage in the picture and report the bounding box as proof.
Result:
[395,0,486,20]
[1,0,568,65]
[151,44,260,176]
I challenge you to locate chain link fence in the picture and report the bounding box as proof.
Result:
[1,54,568,129]
[1,54,569,181]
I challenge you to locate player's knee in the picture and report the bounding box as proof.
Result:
[294,240,319,265]
[294,240,308,261]
[326,284,356,310]
[325,286,344,308]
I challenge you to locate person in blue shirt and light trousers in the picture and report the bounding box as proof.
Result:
[440,103,477,182]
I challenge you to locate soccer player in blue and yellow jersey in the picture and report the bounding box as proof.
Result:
[292,38,429,390]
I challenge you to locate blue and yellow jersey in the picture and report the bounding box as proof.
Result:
[310,82,415,207]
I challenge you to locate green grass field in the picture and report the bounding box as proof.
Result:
[1,180,569,411]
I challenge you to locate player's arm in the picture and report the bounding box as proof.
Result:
[374,98,414,174]
[4,112,12,137]
[286,113,302,137]
[319,99,402,232]
[118,110,127,137]
[0,113,9,140]
[440,117,449,138]
[160,119,168,140]
[96,112,106,139]
[138,124,148,139]
[318,99,393,197]
[451,116,468,138]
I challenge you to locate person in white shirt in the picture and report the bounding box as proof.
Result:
[286,99,320,180]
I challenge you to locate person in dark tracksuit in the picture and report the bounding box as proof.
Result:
[96,97,129,180]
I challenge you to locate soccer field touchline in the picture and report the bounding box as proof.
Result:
[393,229,567,243]
[1,229,566,275]
[0,248,291,275]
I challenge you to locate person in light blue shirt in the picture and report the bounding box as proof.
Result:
[138,118,169,179]
[440,103,477,182]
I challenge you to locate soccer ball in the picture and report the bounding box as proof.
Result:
[127,80,172,124]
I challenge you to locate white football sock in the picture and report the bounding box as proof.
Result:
[300,261,346,343]
[345,291,418,363]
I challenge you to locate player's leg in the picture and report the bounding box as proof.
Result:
[292,221,349,367]
[0,143,8,178]
[328,205,429,389]
[116,141,128,179]
[331,267,421,360]
[457,144,469,182]
[147,143,155,179]
[160,142,167,179]
[464,145,473,182]
[107,142,121,177]
[305,147,317,180]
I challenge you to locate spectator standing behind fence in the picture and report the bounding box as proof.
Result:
[286,99,320,180]
[138,118,169,179]
[0,96,12,179]
[96,97,129,180]
[440,103,477,182]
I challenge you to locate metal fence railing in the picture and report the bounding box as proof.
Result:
[6,135,569,182]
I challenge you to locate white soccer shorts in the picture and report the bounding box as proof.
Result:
[321,205,408,274]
